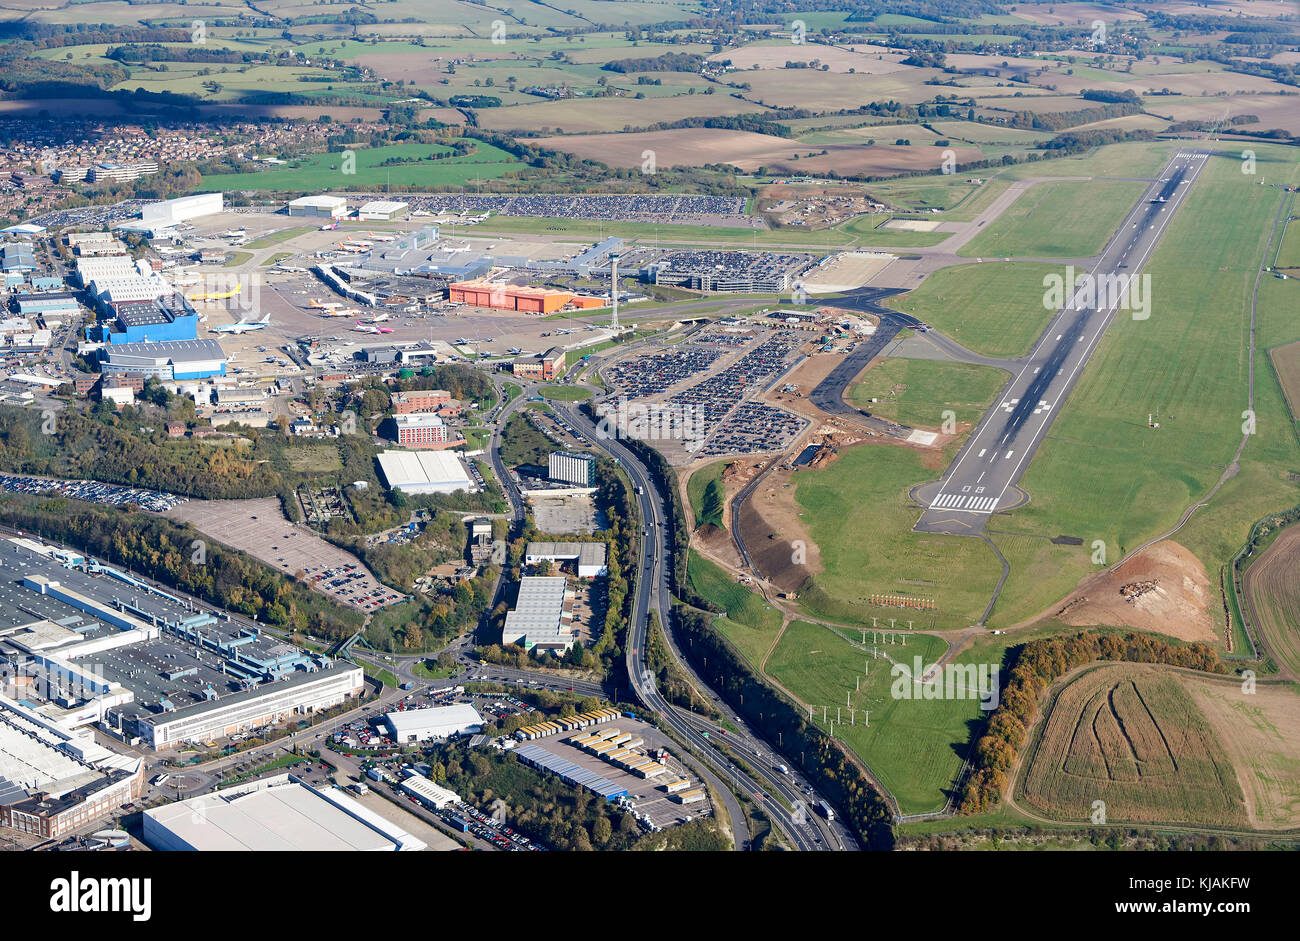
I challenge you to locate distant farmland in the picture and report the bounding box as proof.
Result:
[201,140,522,191]
[1019,663,1247,827]
[533,127,980,176]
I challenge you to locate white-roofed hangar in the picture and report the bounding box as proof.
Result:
[358,200,409,221]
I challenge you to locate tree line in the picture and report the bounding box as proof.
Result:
[0,494,362,639]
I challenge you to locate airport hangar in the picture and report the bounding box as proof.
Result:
[0,536,363,751]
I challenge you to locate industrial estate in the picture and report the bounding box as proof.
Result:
[0,0,1294,913]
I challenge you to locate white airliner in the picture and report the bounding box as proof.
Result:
[210,314,271,334]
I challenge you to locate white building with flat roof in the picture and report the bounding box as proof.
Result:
[501,575,575,651]
[383,703,484,744]
[376,449,473,494]
[526,542,607,579]
[142,773,426,851]
[399,771,461,809]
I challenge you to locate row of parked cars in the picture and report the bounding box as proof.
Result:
[0,473,187,512]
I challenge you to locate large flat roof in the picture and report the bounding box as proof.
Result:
[103,338,225,365]
[376,450,472,492]
[144,776,425,851]
[384,703,483,735]
[503,575,568,639]
[526,542,606,567]
[289,195,348,208]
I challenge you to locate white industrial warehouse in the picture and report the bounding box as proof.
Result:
[525,542,608,579]
[142,774,427,851]
[376,449,474,494]
[382,703,484,744]
[501,575,575,651]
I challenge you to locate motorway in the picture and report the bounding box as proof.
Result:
[915,151,1210,535]
[554,400,857,850]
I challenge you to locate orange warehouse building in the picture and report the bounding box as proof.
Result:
[450,280,571,314]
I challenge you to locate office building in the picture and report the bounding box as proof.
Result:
[390,412,448,446]
[392,390,451,414]
[512,347,566,381]
[548,451,596,488]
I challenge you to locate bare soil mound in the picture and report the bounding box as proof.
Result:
[1054,540,1216,643]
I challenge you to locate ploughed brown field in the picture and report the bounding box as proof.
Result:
[533,128,980,175]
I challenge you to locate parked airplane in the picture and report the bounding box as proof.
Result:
[507,347,522,355]
[365,313,389,323]
[454,338,472,345]
[309,299,341,309]
[354,321,394,334]
[367,231,396,242]
[210,314,271,334]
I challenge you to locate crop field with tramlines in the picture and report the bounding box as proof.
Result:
[1241,523,1300,679]
[1019,663,1247,827]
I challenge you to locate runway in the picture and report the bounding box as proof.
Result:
[914,151,1211,535]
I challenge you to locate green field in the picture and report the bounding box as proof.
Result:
[824,216,950,247]
[766,620,985,814]
[958,181,1148,258]
[793,444,1002,629]
[686,459,729,530]
[1275,215,1300,270]
[847,358,1009,428]
[245,226,316,249]
[887,262,1062,359]
[688,551,782,667]
[845,175,1005,221]
[202,141,522,191]
[538,384,592,402]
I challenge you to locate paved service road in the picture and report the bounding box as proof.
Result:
[915,151,1210,535]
